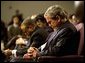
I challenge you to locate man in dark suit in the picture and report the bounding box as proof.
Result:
[25,5,79,59]
[19,17,49,48]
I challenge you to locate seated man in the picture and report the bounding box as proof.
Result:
[20,17,49,48]
[23,5,79,60]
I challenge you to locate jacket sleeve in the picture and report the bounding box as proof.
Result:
[30,34,44,48]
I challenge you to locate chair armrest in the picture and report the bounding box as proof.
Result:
[38,55,84,62]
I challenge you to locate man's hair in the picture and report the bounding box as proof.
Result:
[34,13,47,23]
[21,17,35,28]
[44,5,67,21]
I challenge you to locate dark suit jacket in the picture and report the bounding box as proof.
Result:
[40,21,79,56]
[29,28,49,48]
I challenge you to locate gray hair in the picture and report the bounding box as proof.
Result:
[44,5,68,21]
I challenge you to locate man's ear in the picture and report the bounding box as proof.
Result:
[56,15,61,22]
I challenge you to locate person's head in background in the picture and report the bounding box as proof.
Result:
[75,1,84,23]
[13,16,20,25]
[8,15,21,26]
[20,17,36,38]
[33,13,48,28]
[44,5,68,30]
[69,14,79,25]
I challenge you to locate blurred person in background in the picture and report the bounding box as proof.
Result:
[7,15,22,42]
[75,1,84,55]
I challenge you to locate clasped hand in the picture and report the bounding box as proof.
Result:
[23,47,40,60]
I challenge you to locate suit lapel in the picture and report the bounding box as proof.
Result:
[43,29,59,50]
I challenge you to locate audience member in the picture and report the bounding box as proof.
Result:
[75,1,84,55]
[7,15,22,41]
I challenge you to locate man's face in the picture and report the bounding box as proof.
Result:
[44,16,59,29]
[21,24,35,36]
